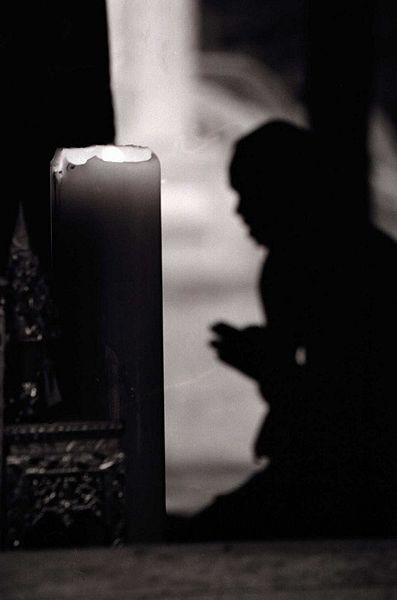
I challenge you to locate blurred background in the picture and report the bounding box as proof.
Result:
[105,0,397,515]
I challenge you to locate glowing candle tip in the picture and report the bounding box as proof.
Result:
[52,145,153,171]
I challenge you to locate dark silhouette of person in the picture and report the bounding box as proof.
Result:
[211,121,316,465]
[169,120,397,540]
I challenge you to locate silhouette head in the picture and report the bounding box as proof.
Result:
[230,120,316,247]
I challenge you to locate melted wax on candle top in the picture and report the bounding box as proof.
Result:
[51,145,152,171]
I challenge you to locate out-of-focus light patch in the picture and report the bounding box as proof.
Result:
[295,346,307,366]
[52,145,152,170]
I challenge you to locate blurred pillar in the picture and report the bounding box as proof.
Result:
[304,2,377,521]
[306,1,375,226]
[107,0,198,149]
[305,1,376,351]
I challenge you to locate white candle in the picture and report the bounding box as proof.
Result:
[50,145,164,541]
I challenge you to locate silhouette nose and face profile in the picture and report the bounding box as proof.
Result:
[230,120,316,250]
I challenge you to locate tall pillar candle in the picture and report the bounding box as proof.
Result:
[50,145,164,541]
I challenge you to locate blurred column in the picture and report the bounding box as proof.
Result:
[306,1,375,225]
[304,2,377,517]
[107,0,198,149]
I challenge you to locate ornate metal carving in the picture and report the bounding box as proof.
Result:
[5,423,126,548]
[4,233,61,424]
[6,242,58,344]
[2,226,130,549]
[6,420,124,439]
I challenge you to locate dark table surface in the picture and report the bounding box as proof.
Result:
[1,538,396,599]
